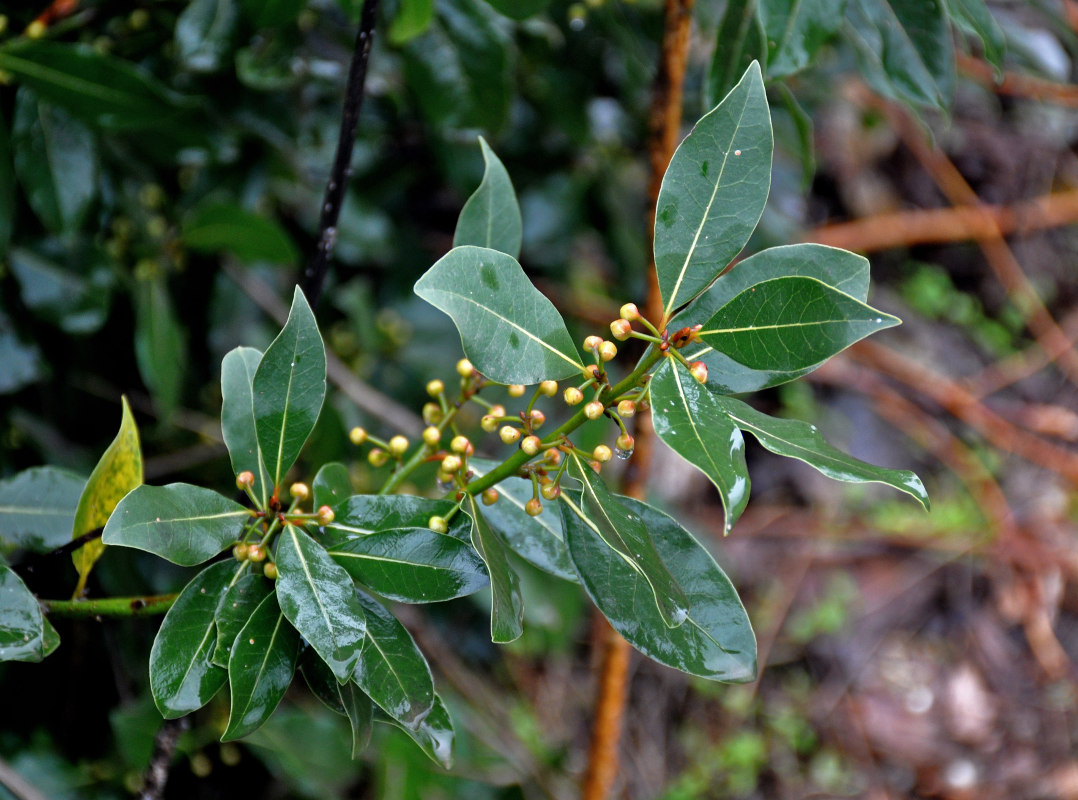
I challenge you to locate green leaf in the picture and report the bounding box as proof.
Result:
[176,0,240,73]
[775,84,816,190]
[650,361,750,534]
[468,458,576,582]
[102,483,249,566]
[353,591,434,729]
[72,397,143,594]
[221,347,271,507]
[844,0,954,110]
[0,466,85,553]
[182,202,300,266]
[300,654,373,758]
[655,61,772,320]
[275,524,366,682]
[212,571,274,668]
[0,565,50,663]
[482,0,549,19]
[149,561,238,717]
[328,528,488,604]
[677,243,871,393]
[414,246,584,384]
[8,246,113,335]
[326,495,462,537]
[0,314,43,394]
[0,106,14,254]
[943,0,1005,78]
[714,395,931,509]
[453,137,522,260]
[313,463,352,511]
[389,0,435,44]
[707,0,767,108]
[759,0,846,78]
[224,592,301,740]
[241,0,306,28]
[565,454,689,628]
[253,287,327,490]
[561,496,756,682]
[379,693,455,769]
[40,616,60,659]
[134,274,186,421]
[402,0,512,131]
[697,275,899,372]
[0,40,187,130]
[464,494,523,644]
[11,88,98,233]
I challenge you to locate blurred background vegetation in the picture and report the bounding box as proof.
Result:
[2,0,1078,797]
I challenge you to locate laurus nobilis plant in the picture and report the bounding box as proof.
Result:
[0,62,927,767]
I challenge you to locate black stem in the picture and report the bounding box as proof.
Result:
[138,717,190,800]
[301,0,381,307]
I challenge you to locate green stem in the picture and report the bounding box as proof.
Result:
[42,594,178,619]
[380,394,467,495]
[465,345,664,497]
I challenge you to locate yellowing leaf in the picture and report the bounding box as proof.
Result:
[71,396,143,594]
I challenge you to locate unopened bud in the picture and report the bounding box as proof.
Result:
[593,444,613,462]
[525,498,543,517]
[540,483,561,501]
[441,454,463,473]
[236,471,255,490]
[263,562,278,580]
[598,341,617,362]
[482,488,499,505]
[585,401,604,420]
[617,399,636,417]
[583,335,603,351]
[456,358,474,377]
[521,435,542,456]
[507,384,526,398]
[426,379,445,397]
[610,319,632,340]
[388,435,409,457]
[316,505,335,525]
[428,515,448,534]
[422,402,443,425]
[619,303,640,321]
[368,448,388,467]
[564,387,584,406]
[539,380,558,396]
[233,543,249,562]
[349,427,368,445]
[489,404,506,418]
[423,426,442,446]
[499,426,521,444]
[689,361,708,384]
[545,448,562,466]
[247,544,266,563]
[616,433,635,452]
[529,409,546,428]
[585,364,601,379]
[481,415,499,433]
[290,482,310,502]
[450,435,470,453]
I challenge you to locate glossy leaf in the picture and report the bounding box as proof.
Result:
[328,528,488,603]
[213,571,274,668]
[562,496,756,682]
[221,347,270,506]
[483,0,549,19]
[650,361,750,534]
[469,458,576,582]
[313,463,352,511]
[12,88,98,233]
[301,654,374,758]
[759,0,846,78]
[697,276,899,372]
[566,453,689,628]
[715,395,931,509]
[176,0,240,73]
[327,495,461,537]
[224,592,300,740]
[678,244,871,393]
[275,524,366,682]
[134,274,186,420]
[253,287,327,490]
[655,61,772,321]
[102,483,249,566]
[389,0,435,44]
[353,592,434,729]
[183,202,300,265]
[71,397,143,593]
[149,561,237,717]
[0,40,185,130]
[0,565,49,663]
[944,0,1005,77]
[844,0,954,110]
[414,246,584,384]
[40,617,60,660]
[379,693,455,769]
[464,494,523,644]
[707,0,766,107]
[0,466,85,553]
[453,137,522,259]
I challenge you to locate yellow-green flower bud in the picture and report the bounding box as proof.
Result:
[593,444,612,462]
[368,448,388,467]
[564,387,584,406]
[499,426,521,444]
[456,358,474,377]
[422,426,442,446]
[388,435,409,457]
[426,379,445,396]
[290,482,310,502]
[585,401,604,420]
[525,498,543,516]
[441,454,463,473]
[598,340,617,362]
[482,488,499,505]
[610,319,632,340]
[428,515,448,534]
[349,427,368,445]
[508,384,526,397]
[617,399,636,417]
[450,435,470,454]
[521,435,542,456]
[539,380,558,396]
